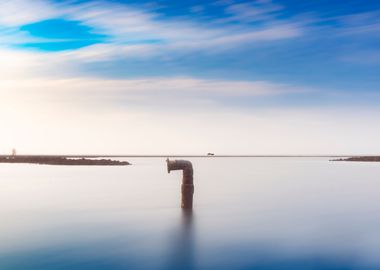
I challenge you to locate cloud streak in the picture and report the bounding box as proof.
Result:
[0,0,303,57]
[0,74,308,111]
[222,1,283,23]
[0,0,59,27]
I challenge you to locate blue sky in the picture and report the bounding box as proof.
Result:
[5,0,380,91]
[0,0,380,154]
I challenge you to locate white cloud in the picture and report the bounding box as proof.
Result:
[0,47,309,120]
[0,73,305,111]
[48,21,301,63]
[196,23,301,48]
[0,0,58,27]
[60,0,301,53]
[0,0,303,61]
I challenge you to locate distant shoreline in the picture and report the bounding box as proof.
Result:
[0,156,130,166]
[332,157,380,162]
[0,154,371,158]
[1,155,379,164]
[1,155,379,161]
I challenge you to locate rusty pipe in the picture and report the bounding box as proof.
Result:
[167,159,194,209]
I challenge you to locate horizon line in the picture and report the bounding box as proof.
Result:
[0,154,377,158]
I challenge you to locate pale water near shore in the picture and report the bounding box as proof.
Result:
[1,157,380,269]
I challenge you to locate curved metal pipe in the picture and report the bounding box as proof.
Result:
[167,159,194,209]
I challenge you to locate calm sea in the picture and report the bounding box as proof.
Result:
[1,157,380,270]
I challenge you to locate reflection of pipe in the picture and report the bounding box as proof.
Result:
[166,209,195,269]
[167,159,194,209]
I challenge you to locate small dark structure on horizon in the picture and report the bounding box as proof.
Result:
[166,159,194,210]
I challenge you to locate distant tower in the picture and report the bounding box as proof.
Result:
[12,148,17,156]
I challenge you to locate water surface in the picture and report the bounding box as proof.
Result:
[1,158,380,269]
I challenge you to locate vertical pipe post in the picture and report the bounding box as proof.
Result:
[166,159,194,209]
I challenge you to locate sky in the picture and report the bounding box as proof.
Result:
[0,0,380,155]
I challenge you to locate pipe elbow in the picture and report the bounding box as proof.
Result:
[167,159,193,175]
[166,159,194,209]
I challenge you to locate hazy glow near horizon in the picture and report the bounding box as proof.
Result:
[1,0,380,155]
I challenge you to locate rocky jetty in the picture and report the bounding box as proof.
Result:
[332,156,380,162]
[0,156,130,166]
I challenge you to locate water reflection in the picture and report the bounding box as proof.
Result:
[166,209,195,270]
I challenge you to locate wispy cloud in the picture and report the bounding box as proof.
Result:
[0,44,312,111]
[61,0,302,56]
[5,45,375,113]
[222,0,283,23]
[0,0,303,57]
[336,11,380,35]
[0,75,307,111]
[0,0,58,27]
